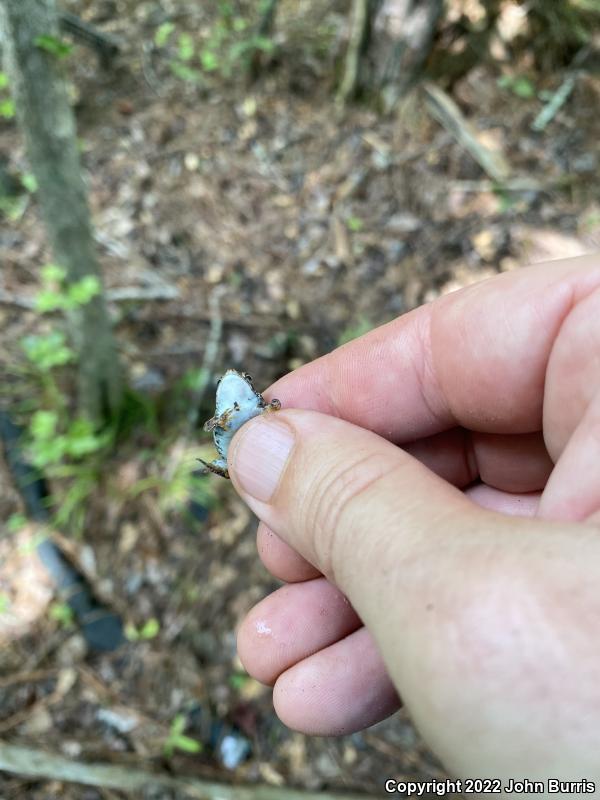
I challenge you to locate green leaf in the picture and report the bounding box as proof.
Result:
[66,275,101,306]
[228,35,274,67]
[511,77,535,99]
[0,194,28,221]
[155,21,175,47]
[229,672,249,691]
[233,17,247,32]
[169,61,203,83]
[200,49,219,72]
[30,410,59,440]
[7,513,27,533]
[170,713,186,736]
[173,735,202,754]
[178,33,195,62]
[66,418,95,439]
[22,332,74,370]
[49,601,74,626]
[164,715,203,757]
[252,36,275,54]
[31,435,68,467]
[41,263,67,284]
[34,289,67,312]
[139,617,160,639]
[126,617,160,641]
[125,622,139,641]
[66,434,109,458]
[218,0,234,17]
[0,593,10,614]
[497,74,536,99]
[182,367,208,392]
[34,35,73,59]
[346,216,363,232]
[21,173,38,193]
[65,418,104,457]
[0,99,15,119]
[0,72,9,89]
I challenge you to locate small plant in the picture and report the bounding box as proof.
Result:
[33,263,101,313]
[0,71,15,119]
[49,600,75,627]
[28,411,110,469]
[19,264,112,530]
[20,173,38,193]
[163,713,202,758]
[34,34,73,59]
[7,512,28,533]
[346,215,363,232]
[229,672,251,691]
[497,74,536,100]
[0,166,38,221]
[153,22,203,83]
[154,22,175,48]
[153,4,276,84]
[125,617,160,641]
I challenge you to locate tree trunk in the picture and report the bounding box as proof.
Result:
[341,0,442,111]
[0,0,122,423]
[372,0,442,110]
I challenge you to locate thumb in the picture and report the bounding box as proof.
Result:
[228,408,468,599]
[228,409,600,777]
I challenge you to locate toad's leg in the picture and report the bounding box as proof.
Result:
[196,457,229,479]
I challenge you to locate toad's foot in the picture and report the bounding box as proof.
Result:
[196,457,230,479]
[264,398,281,412]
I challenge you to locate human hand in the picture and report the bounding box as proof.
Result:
[230,255,600,778]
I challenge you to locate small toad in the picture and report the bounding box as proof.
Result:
[198,369,281,479]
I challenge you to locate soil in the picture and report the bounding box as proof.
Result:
[0,1,598,797]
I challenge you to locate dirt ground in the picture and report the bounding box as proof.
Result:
[1,0,599,797]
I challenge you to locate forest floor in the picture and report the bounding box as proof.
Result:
[0,0,599,797]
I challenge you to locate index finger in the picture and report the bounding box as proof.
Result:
[265,255,600,442]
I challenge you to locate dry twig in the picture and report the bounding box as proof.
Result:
[423,81,511,184]
[0,742,370,799]
[0,285,179,311]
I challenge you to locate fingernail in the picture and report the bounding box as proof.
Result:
[230,418,295,502]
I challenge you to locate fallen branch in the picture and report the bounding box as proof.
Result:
[0,285,178,310]
[531,74,577,133]
[423,81,511,184]
[449,175,576,193]
[59,11,120,68]
[105,285,179,302]
[0,742,369,800]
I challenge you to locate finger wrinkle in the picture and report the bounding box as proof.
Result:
[412,303,456,432]
[306,450,392,587]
